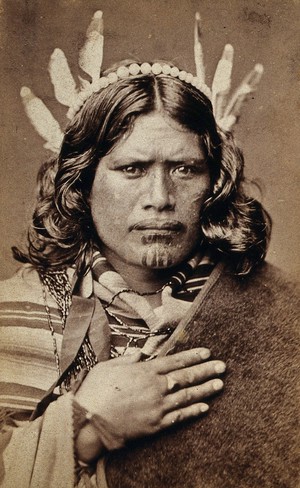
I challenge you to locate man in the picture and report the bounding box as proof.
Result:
[0,13,299,488]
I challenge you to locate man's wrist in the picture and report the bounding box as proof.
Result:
[73,397,105,464]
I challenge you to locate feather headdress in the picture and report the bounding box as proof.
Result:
[20,11,263,154]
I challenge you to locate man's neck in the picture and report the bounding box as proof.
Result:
[102,249,174,294]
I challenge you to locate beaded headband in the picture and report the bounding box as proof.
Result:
[20,11,264,153]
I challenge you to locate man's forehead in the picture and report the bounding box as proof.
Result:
[113,141,203,160]
[123,113,198,140]
[108,113,205,162]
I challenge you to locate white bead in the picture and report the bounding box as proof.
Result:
[67,109,75,119]
[84,85,93,97]
[78,91,87,101]
[80,90,89,101]
[73,101,82,111]
[170,66,180,77]
[107,72,118,84]
[162,64,171,75]
[152,63,162,75]
[199,83,210,99]
[117,66,130,78]
[140,62,152,74]
[91,79,101,92]
[185,73,193,83]
[204,87,212,99]
[99,77,109,88]
[129,63,140,75]
[178,70,187,81]
[191,77,198,86]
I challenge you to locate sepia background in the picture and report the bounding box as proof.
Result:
[0,0,299,280]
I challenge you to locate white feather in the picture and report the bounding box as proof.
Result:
[222,64,264,127]
[212,44,234,120]
[20,87,63,153]
[48,48,77,107]
[217,114,237,132]
[79,10,104,82]
[194,12,205,83]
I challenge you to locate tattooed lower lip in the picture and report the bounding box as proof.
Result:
[141,233,176,244]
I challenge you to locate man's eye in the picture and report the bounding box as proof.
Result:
[173,165,199,177]
[121,165,145,177]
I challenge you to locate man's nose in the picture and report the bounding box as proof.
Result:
[142,169,175,211]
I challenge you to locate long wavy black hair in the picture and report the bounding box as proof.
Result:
[13,61,271,275]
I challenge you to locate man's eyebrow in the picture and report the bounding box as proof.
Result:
[108,157,155,165]
[166,158,207,164]
[109,157,207,165]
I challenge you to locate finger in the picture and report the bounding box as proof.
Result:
[153,348,211,374]
[164,360,226,392]
[160,402,209,429]
[163,379,224,412]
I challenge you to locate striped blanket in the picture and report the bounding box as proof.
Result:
[0,251,215,414]
[0,266,65,415]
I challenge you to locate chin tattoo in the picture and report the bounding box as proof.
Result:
[141,247,174,268]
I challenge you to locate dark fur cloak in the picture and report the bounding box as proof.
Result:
[105,262,300,488]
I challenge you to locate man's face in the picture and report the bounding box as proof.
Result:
[90,112,210,271]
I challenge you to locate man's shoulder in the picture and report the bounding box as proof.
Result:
[0,264,44,304]
[0,264,77,307]
[254,261,299,285]
[223,261,299,298]
[214,260,300,329]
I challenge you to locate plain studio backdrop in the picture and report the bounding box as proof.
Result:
[0,0,299,281]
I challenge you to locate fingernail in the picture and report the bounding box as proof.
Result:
[200,348,211,360]
[200,403,209,412]
[215,362,226,374]
[212,379,224,391]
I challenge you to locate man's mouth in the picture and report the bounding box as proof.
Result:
[130,219,184,232]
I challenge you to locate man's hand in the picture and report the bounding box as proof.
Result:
[75,348,225,463]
